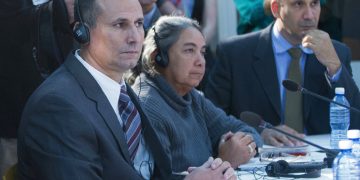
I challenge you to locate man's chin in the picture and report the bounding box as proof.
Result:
[300,27,316,35]
[128,60,139,69]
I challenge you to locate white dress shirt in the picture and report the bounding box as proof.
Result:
[75,50,154,179]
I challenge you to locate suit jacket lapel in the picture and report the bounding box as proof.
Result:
[252,25,281,120]
[64,53,132,164]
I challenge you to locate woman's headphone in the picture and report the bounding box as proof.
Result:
[152,27,168,67]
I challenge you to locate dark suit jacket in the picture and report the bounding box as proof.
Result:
[144,7,161,34]
[205,24,360,135]
[17,53,171,179]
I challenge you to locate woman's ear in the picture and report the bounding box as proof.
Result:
[150,49,158,62]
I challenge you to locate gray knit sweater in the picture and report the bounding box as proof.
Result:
[132,73,263,172]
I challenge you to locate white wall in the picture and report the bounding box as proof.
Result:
[217,0,238,41]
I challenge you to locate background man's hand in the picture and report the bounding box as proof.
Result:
[302,29,341,76]
[261,125,305,147]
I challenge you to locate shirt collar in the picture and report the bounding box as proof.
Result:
[272,21,294,54]
[74,50,125,109]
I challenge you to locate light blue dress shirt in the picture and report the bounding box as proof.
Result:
[271,24,342,123]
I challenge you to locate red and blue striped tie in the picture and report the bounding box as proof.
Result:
[118,86,142,161]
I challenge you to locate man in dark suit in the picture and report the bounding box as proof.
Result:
[17,0,236,179]
[205,0,360,145]
[0,0,75,176]
[140,0,162,32]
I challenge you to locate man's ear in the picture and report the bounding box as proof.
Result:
[271,0,280,18]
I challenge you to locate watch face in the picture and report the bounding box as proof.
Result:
[32,0,49,6]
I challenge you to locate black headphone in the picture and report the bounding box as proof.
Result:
[265,160,322,178]
[152,27,168,67]
[73,0,90,44]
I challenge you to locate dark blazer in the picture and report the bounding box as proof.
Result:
[17,53,171,179]
[205,24,360,135]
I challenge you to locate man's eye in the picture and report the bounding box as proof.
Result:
[136,21,144,27]
[185,49,194,53]
[293,1,303,7]
[311,0,319,6]
[114,23,123,28]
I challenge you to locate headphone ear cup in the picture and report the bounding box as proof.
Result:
[265,162,278,176]
[276,160,289,173]
[73,23,90,44]
[154,52,168,67]
[265,160,289,176]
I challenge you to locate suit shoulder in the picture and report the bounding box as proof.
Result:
[218,31,262,49]
[27,65,81,105]
[331,39,351,59]
[332,39,349,49]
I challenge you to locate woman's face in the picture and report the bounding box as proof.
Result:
[162,27,206,95]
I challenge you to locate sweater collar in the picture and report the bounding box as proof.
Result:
[141,73,192,110]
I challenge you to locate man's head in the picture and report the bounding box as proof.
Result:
[76,0,144,82]
[270,0,321,45]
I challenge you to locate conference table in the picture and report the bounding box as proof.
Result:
[236,134,333,179]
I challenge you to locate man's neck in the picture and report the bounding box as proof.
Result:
[275,20,301,46]
[79,49,124,83]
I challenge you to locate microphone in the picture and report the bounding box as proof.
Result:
[240,111,339,167]
[282,79,360,114]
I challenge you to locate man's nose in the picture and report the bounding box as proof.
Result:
[303,6,316,20]
[127,26,143,44]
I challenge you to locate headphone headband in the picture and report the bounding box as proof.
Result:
[152,27,168,67]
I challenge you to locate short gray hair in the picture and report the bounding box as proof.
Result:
[75,0,102,28]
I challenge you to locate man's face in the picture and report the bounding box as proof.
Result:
[273,0,320,45]
[85,0,144,81]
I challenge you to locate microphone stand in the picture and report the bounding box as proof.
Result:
[282,79,360,114]
[301,88,360,114]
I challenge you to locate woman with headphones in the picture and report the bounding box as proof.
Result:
[126,16,263,173]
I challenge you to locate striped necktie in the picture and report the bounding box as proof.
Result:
[285,47,304,133]
[118,86,142,161]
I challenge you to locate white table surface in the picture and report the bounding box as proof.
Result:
[236,134,333,179]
